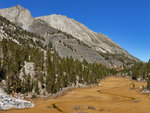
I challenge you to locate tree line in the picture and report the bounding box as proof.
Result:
[121,60,150,90]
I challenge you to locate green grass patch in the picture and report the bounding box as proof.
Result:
[52,103,66,113]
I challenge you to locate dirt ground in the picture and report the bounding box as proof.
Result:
[5,76,150,113]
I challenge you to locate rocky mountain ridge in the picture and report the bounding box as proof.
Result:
[0,5,34,30]
[0,5,140,67]
[36,14,124,54]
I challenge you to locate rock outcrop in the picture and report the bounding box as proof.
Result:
[0,5,34,31]
[0,88,34,110]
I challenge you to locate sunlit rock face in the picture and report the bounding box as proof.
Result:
[36,15,125,54]
[0,5,140,67]
[0,5,34,31]
[36,14,139,61]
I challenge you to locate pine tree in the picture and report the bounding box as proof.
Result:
[147,76,150,90]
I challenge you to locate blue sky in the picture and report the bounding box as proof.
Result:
[0,0,150,62]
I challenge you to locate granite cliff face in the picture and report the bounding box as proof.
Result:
[0,5,34,31]
[0,5,140,67]
[36,14,122,53]
[36,15,138,61]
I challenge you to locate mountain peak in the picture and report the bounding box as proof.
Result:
[36,14,121,53]
[0,5,139,64]
[14,5,25,10]
[1,5,26,12]
[0,5,34,31]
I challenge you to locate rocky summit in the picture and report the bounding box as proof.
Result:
[0,5,140,67]
[36,14,125,54]
[0,5,34,31]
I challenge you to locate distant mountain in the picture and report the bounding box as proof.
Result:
[0,5,34,30]
[0,5,140,67]
[36,14,125,54]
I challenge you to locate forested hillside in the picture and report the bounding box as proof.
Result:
[120,61,150,90]
[0,15,117,97]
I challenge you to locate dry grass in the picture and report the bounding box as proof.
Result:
[6,76,150,113]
